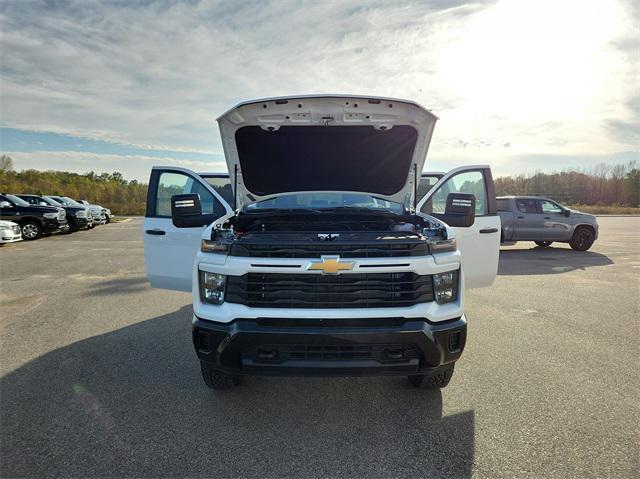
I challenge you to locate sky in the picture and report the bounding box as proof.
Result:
[1,0,638,181]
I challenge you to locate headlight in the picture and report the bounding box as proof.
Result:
[429,238,457,254]
[75,210,87,218]
[200,239,229,253]
[43,212,58,219]
[199,271,226,305]
[432,270,459,304]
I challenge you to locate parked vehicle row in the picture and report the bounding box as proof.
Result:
[0,193,112,243]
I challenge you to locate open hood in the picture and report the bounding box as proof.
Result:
[217,95,438,209]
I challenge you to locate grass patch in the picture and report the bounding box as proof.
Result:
[109,217,131,223]
[568,204,640,215]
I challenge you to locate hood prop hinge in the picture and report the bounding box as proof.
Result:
[233,164,238,210]
[412,163,418,212]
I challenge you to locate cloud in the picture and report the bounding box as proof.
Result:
[0,0,637,179]
[1,0,488,151]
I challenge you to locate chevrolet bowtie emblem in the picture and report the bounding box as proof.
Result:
[307,256,354,275]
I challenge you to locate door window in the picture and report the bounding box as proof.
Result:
[516,199,538,214]
[421,170,488,215]
[496,199,510,211]
[203,176,234,205]
[155,172,223,217]
[540,200,562,214]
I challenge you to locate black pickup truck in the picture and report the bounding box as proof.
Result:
[0,194,69,239]
[18,194,92,232]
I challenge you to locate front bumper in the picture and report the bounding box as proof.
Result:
[193,315,466,377]
[70,217,90,229]
[44,219,69,233]
[0,233,22,243]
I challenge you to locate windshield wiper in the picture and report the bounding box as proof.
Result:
[244,208,325,214]
[319,206,400,215]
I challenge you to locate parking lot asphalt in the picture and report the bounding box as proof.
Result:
[1,217,638,478]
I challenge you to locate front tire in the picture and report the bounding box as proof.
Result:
[535,241,553,247]
[20,221,42,240]
[200,362,242,390]
[569,226,595,251]
[66,217,79,233]
[408,365,455,389]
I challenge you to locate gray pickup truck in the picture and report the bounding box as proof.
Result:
[497,196,598,251]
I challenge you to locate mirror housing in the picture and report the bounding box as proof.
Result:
[171,194,211,228]
[0,200,12,208]
[563,209,571,217]
[440,193,476,227]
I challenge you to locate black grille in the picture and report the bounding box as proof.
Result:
[226,272,433,308]
[247,343,420,362]
[229,241,429,258]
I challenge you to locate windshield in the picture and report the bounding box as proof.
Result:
[3,194,31,207]
[56,196,81,206]
[43,196,64,207]
[245,192,404,214]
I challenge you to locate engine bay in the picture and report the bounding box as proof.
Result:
[208,208,451,253]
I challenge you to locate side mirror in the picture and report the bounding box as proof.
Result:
[171,194,211,228]
[563,209,571,217]
[0,201,12,208]
[442,193,476,227]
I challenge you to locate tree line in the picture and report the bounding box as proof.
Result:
[494,162,639,207]
[0,165,148,215]
[1,155,638,215]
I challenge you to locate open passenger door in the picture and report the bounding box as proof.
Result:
[143,167,233,291]
[417,165,500,289]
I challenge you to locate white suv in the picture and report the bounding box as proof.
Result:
[143,95,500,390]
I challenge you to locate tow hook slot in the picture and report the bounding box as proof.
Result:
[384,349,405,360]
[257,349,279,360]
[449,331,462,352]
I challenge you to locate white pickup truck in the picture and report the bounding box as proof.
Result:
[143,95,500,390]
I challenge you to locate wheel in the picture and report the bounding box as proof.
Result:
[408,364,455,389]
[200,362,242,390]
[66,217,78,233]
[569,226,595,251]
[535,241,553,247]
[105,215,111,224]
[20,221,42,240]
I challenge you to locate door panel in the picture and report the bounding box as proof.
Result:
[143,167,232,292]
[513,198,542,240]
[417,166,500,289]
[538,199,572,240]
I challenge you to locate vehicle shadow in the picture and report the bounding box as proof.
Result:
[85,275,149,296]
[1,306,474,478]
[498,246,614,275]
